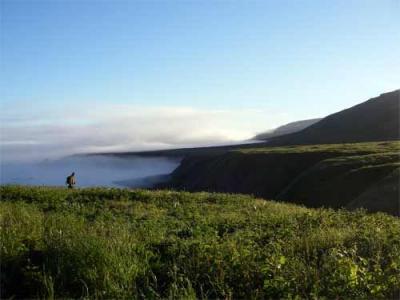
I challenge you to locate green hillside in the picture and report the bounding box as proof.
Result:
[1,186,400,299]
[268,90,400,145]
[166,141,400,215]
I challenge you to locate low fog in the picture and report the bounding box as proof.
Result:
[1,104,289,162]
[0,104,287,187]
[0,155,181,188]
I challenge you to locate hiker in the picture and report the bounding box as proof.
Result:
[66,172,76,189]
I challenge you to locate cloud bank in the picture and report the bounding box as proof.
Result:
[1,104,289,162]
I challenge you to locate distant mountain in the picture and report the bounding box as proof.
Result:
[268,90,400,145]
[254,118,321,140]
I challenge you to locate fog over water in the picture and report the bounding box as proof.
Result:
[0,155,181,188]
[0,139,263,188]
[1,104,269,188]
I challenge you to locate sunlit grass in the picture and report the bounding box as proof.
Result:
[238,140,400,155]
[1,186,399,299]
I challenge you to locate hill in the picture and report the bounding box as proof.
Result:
[164,141,400,215]
[1,186,399,299]
[268,90,400,145]
[84,90,399,160]
[254,118,321,140]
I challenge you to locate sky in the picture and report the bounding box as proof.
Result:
[1,0,399,161]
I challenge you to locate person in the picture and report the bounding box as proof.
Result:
[66,172,76,189]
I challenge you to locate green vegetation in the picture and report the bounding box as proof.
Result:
[168,141,400,215]
[238,141,400,155]
[1,186,400,299]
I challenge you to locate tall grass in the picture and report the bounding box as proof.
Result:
[1,186,399,299]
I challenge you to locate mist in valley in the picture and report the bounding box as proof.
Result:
[0,155,181,188]
[0,104,269,189]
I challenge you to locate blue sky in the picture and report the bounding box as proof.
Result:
[1,0,399,159]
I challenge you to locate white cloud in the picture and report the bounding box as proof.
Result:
[0,104,290,162]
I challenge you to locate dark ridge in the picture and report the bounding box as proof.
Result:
[267,90,400,145]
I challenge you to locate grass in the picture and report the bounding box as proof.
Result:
[238,141,400,155]
[168,141,400,215]
[1,185,400,299]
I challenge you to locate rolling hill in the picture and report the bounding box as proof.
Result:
[267,90,400,145]
[164,141,400,215]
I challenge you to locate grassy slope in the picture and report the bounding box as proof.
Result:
[1,186,400,299]
[347,168,400,213]
[167,141,400,215]
[267,90,400,146]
